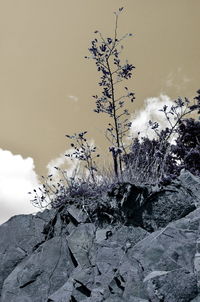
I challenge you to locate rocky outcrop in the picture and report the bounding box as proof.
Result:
[108,170,200,232]
[0,170,200,302]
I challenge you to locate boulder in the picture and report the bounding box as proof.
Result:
[0,211,49,295]
[108,170,198,231]
[146,269,198,302]
[1,236,74,302]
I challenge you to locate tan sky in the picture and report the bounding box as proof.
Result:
[0,0,199,178]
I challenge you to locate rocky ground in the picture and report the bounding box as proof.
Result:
[0,170,200,302]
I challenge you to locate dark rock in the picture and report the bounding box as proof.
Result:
[109,171,198,231]
[138,183,196,231]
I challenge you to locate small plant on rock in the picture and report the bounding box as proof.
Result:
[65,131,100,183]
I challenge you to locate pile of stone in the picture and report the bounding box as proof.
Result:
[0,170,200,302]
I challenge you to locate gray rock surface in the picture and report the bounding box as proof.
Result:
[146,268,198,302]
[0,211,47,294]
[0,170,200,301]
[179,169,200,206]
[111,171,198,231]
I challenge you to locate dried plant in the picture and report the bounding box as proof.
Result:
[85,7,135,178]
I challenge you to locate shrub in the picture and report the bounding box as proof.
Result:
[172,118,200,176]
[123,135,177,185]
[123,91,200,184]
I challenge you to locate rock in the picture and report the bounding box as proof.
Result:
[121,208,200,300]
[48,266,95,302]
[143,270,169,282]
[129,209,200,274]
[0,172,200,301]
[109,172,197,231]
[179,169,200,206]
[66,204,88,224]
[1,236,74,302]
[191,295,200,302]
[95,225,148,248]
[140,183,196,231]
[47,278,74,302]
[67,223,96,268]
[0,212,47,295]
[146,269,198,302]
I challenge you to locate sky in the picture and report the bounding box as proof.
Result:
[0,0,199,224]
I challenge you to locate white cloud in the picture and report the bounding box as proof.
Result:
[164,68,191,91]
[0,149,40,225]
[129,94,176,140]
[68,95,78,102]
